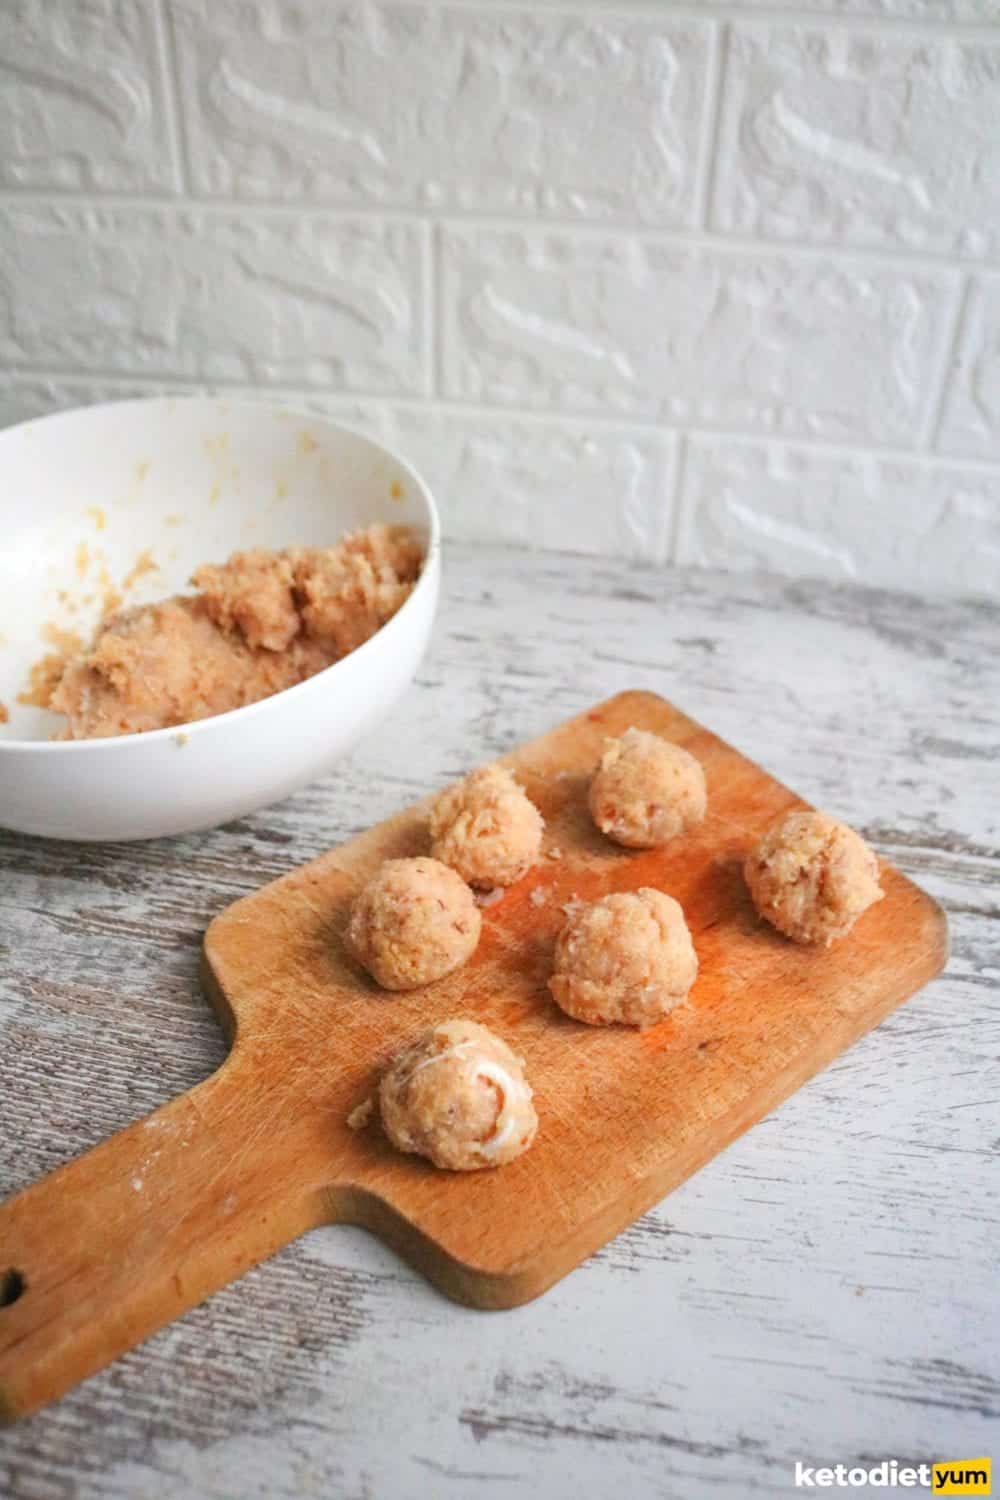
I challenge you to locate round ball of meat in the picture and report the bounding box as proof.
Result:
[549,888,697,1028]
[379,1018,538,1170]
[346,857,481,990]
[430,765,544,889]
[744,809,884,946]
[589,727,706,849]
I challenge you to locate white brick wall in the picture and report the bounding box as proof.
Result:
[1,0,998,598]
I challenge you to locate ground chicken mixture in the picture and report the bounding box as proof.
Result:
[378,1018,537,1171]
[744,809,884,946]
[346,856,482,991]
[32,524,422,740]
[549,888,698,1028]
[588,727,707,849]
[429,764,544,889]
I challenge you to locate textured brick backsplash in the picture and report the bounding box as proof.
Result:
[1,0,998,598]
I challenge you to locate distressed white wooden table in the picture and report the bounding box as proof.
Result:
[1,547,996,1500]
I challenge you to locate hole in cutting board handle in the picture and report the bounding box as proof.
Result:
[0,1267,26,1307]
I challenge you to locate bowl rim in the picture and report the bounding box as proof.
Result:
[0,394,442,755]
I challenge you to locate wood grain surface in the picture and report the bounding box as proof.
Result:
[0,690,946,1420]
[0,550,995,1499]
[203,690,946,1301]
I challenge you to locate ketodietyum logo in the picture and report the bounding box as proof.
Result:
[793,1458,991,1493]
[932,1462,992,1496]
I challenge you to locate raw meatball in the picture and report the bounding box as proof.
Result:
[346,857,481,991]
[379,1019,538,1170]
[589,727,706,848]
[744,809,884,946]
[429,765,544,888]
[549,888,697,1028]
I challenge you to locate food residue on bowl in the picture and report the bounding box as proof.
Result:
[71,537,129,615]
[17,625,85,709]
[121,548,159,593]
[0,700,8,725]
[28,523,423,741]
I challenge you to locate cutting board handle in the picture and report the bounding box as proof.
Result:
[0,1059,322,1422]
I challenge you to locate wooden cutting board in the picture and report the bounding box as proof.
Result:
[0,691,947,1421]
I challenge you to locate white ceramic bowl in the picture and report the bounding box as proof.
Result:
[0,397,440,841]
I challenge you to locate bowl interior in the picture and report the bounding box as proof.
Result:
[0,397,434,742]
